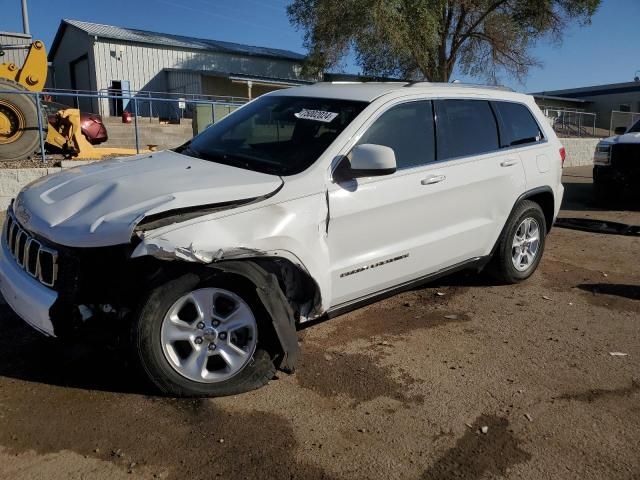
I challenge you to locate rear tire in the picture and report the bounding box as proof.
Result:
[489,200,547,284]
[132,273,277,397]
[0,78,42,162]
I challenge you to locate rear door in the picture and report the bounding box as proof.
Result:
[431,99,527,257]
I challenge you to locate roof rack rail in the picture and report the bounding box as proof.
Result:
[404,81,514,92]
[312,81,409,85]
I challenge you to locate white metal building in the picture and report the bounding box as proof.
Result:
[0,31,32,68]
[48,19,310,117]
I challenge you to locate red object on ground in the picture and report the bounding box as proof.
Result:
[46,101,109,145]
[122,111,132,124]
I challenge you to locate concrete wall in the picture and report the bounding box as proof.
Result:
[560,137,600,168]
[0,168,62,210]
[0,136,598,209]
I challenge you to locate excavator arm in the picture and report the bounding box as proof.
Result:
[0,40,47,92]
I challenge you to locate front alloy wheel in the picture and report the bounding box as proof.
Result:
[161,288,257,383]
[133,273,277,397]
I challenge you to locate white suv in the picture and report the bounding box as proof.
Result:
[0,82,564,396]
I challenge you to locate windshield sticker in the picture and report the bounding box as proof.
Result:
[294,109,339,123]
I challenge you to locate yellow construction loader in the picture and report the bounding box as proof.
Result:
[0,40,143,161]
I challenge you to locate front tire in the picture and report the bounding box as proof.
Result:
[489,200,547,284]
[0,78,42,162]
[132,273,276,397]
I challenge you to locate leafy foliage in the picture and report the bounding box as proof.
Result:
[287,0,600,82]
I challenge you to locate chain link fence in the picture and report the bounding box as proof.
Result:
[540,108,598,138]
[610,110,640,136]
[1,89,246,161]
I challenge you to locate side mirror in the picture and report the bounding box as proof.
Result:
[614,126,627,136]
[349,144,397,177]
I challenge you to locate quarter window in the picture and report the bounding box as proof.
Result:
[356,101,435,169]
[493,101,543,147]
[434,100,499,160]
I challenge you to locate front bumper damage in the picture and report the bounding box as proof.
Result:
[0,236,58,336]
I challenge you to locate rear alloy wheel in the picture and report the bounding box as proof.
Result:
[489,200,547,284]
[511,218,541,272]
[133,274,277,397]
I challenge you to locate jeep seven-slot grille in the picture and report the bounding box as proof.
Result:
[5,211,58,287]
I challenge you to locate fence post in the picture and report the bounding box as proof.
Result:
[149,92,153,121]
[578,113,582,137]
[35,93,46,162]
[133,97,140,154]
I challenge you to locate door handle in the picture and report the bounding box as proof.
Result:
[421,174,446,185]
[500,159,518,167]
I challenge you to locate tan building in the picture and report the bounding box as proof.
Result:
[533,81,640,131]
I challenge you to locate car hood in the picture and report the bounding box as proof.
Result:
[15,150,283,247]
[600,132,640,145]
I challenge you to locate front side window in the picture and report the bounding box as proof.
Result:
[355,101,435,169]
[493,101,543,147]
[434,100,499,160]
[176,96,367,176]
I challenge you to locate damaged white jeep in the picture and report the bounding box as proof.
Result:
[0,82,564,396]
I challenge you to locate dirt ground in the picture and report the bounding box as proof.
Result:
[0,166,638,480]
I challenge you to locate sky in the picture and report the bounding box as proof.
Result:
[1,0,638,93]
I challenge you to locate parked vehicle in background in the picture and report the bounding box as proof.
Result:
[43,100,108,145]
[593,119,640,204]
[0,82,564,397]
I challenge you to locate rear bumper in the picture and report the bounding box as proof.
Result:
[0,234,58,336]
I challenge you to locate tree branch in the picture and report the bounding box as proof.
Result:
[449,0,508,62]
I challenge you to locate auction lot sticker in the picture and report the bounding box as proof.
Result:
[295,109,339,123]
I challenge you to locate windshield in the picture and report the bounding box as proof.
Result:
[627,120,640,133]
[175,96,367,176]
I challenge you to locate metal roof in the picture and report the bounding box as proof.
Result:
[164,68,313,86]
[532,81,640,99]
[49,19,306,62]
[532,94,589,103]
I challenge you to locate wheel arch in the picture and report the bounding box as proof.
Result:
[202,259,314,373]
[520,187,555,233]
[489,186,555,259]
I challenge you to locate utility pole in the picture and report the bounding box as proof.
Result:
[21,0,30,36]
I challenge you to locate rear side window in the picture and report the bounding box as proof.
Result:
[356,101,435,169]
[493,101,543,147]
[434,100,499,160]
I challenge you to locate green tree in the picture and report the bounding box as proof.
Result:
[287,0,600,83]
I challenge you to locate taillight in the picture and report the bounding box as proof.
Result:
[559,147,566,167]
